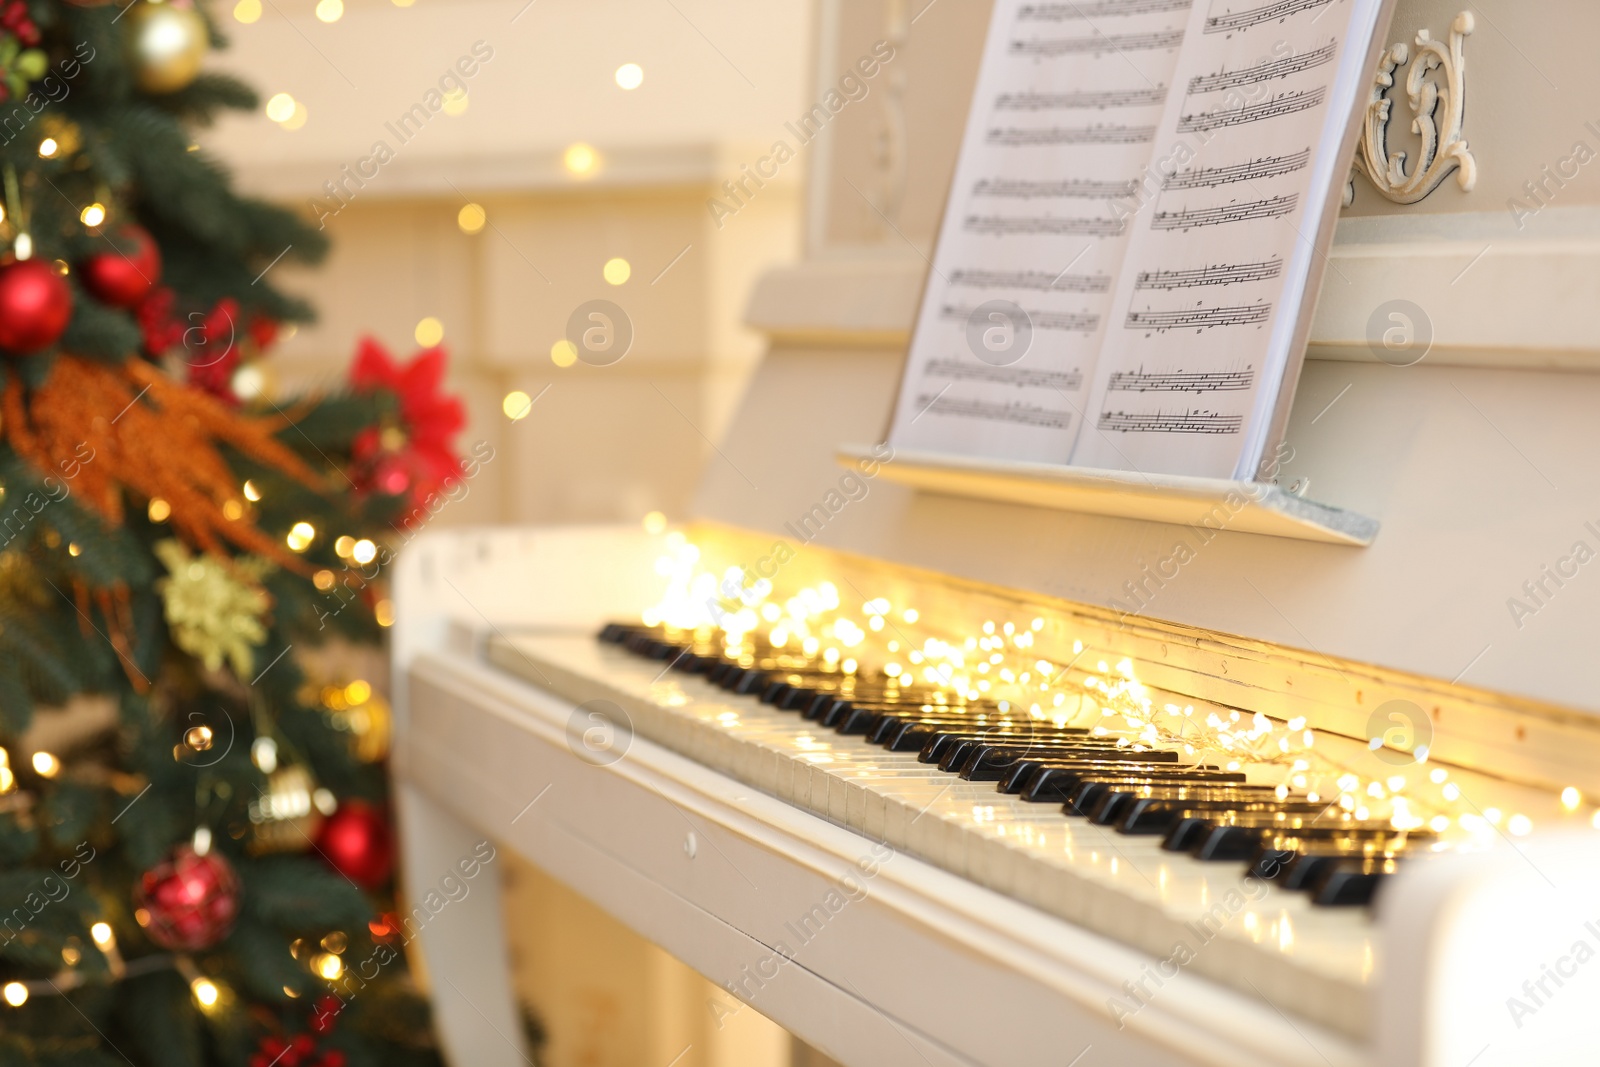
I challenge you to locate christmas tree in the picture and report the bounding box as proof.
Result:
[0,0,462,1063]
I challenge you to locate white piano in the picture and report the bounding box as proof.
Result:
[392,2,1600,1064]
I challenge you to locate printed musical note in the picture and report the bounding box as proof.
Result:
[1107,366,1255,393]
[988,125,1157,146]
[1187,40,1335,93]
[1135,257,1283,289]
[927,359,1086,392]
[1125,303,1271,331]
[1011,29,1187,56]
[1204,0,1333,34]
[950,269,1113,293]
[994,87,1170,111]
[916,394,1075,429]
[1176,87,1325,132]
[942,305,1101,332]
[1097,408,1244,433]
[1017,0,1192,18]
[966,215,1128,237]
[1150,194,1298,230]
[1161,149,1309,190]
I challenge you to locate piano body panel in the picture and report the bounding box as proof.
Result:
[399,639,1369,1067]
[699,275,1600,717]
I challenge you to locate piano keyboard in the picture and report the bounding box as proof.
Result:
[487,624,1405,1042]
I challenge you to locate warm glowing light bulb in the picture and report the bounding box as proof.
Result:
[1562,787,1582,812]
[265,93,297,123]
[80,203,106,227]
[550,340,578,368]
[351,539,377,565]
[242,480,261,502]
[414,317,444,346]
[615,63,644,90]
[31,752,59,777]
[563,142,598,176]
[314,0,342,20]
[148,498,171,522]
[442,88,468,116]
[13,233,31,260]
[313,952,343,980]
[3,982,26,1007]
[287,522,316,552]
[603,257,631,285]
[457,203,486,234]
[192,978,219,1007]
[37,138,57,159]
[375,599,396,627]
[234,0,261,21]
[643,511,667,535]
[502,390,532,420]
[90,922,114,947]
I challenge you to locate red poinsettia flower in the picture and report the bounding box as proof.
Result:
[184,297,244,403]
[348,336,466,520]
[135,286,185,357]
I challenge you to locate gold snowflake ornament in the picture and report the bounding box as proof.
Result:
[154,540,273,678]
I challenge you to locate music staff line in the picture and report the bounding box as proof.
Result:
[966,215,1128,237]
[1162,148,1310,191]
[994,87,1169,111]
[975,178,1140,200]
[1011,29,1187,56]
[1125,303,1272,331]
[942,305,1101,333]
[949,269,1112,294]
[1204,0,1333,34]
[1151,193,1298,230]
[1176,87,1326,133]
[925,359,1085,392]
[916,393,1074,430]
[1188,40,1336,93]
[1107,367,1255,393]
[1135,258,1283,290]
[1017,0,1193,19]
[1098,408,1244,434]
[988,125,1156,146]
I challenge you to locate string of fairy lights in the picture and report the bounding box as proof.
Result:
[642,530,1592,847]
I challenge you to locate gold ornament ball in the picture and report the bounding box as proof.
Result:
[127,1,209,94]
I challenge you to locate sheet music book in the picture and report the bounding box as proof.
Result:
[887,0,1397,481]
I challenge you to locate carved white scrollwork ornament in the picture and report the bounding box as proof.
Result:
[1346,11,1476,207]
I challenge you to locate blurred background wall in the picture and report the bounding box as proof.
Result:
[208,0,810,530]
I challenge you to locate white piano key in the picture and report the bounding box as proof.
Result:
[490,632,1379,1042]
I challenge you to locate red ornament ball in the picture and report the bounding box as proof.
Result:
[82,226,162,308]
[314,801,394,889]
[135,845,242,951]
[0,259,72,354]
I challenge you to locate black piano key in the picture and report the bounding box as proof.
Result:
[761,681,792,704]
[1113,793,1324,831]
[1248,847,1299,882]
[930,733,1111,769]
[956,740,1136,781]
[1005,760,1213,799]
[1100,793,1312,831]
[598,622,630,643]
[1309,857,1397,907]
[1017,758,1192,801]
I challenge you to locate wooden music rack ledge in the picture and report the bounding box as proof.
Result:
[836,444,1380,547]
